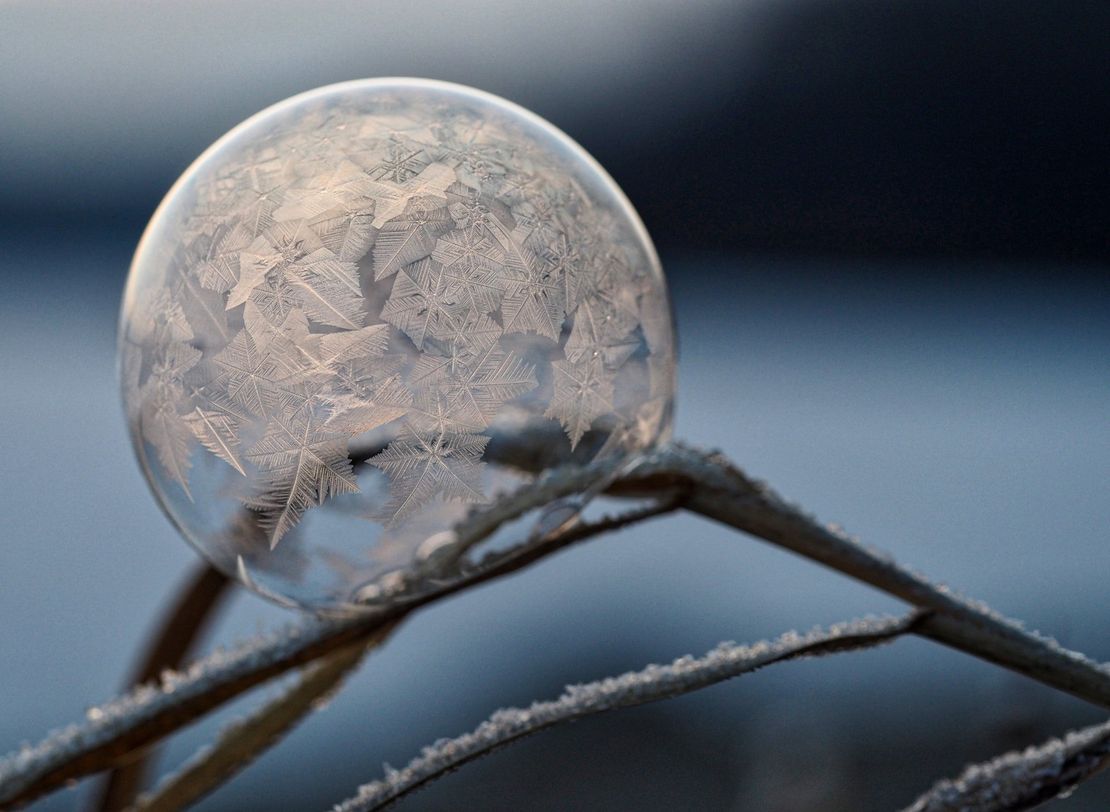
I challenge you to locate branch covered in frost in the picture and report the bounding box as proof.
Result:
[134,625,394,812]
[0,615,367,809]
[96,563,232,811]
[903,717,1110,811]
[0,493,676,809]
[2,443,1108,809]
[332,613,922,812]
[612,445,1110,709]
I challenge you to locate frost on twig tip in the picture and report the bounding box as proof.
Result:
[331,613,920,812]
[903,717,1110,812]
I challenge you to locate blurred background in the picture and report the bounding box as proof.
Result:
[1,1,1108,809]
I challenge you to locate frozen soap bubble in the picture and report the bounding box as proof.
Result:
[119,78,676,613]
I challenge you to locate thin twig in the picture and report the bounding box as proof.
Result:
[466,495,685,585]
[0,614,373,810]
[0,481,675,809]
[903,717,1110,811]
[93,564,232,812]
[332,613,923,811]
[132,621,398,812]
[618,445,1110,707]
[2,443,1108,809]
[116,493,673,812]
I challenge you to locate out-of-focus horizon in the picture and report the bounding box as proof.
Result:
[1,1,1108,810]
[3,0,1108,263]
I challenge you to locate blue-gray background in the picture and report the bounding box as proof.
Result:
[1,1,1107,809]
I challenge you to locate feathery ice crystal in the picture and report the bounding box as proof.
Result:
[119,79,675,612]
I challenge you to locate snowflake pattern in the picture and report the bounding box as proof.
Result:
[122,85,673,549]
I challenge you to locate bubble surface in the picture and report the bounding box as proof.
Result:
[119,79,675,612]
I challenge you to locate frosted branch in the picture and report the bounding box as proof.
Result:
[0,485,675,809]
[133,624,395,812]
[616,445,1110,708]
[2,443,1108,809]
[903,717,1110,811]
[0,615,366,809]
[95,563,232,810]
[332,613,921,811]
